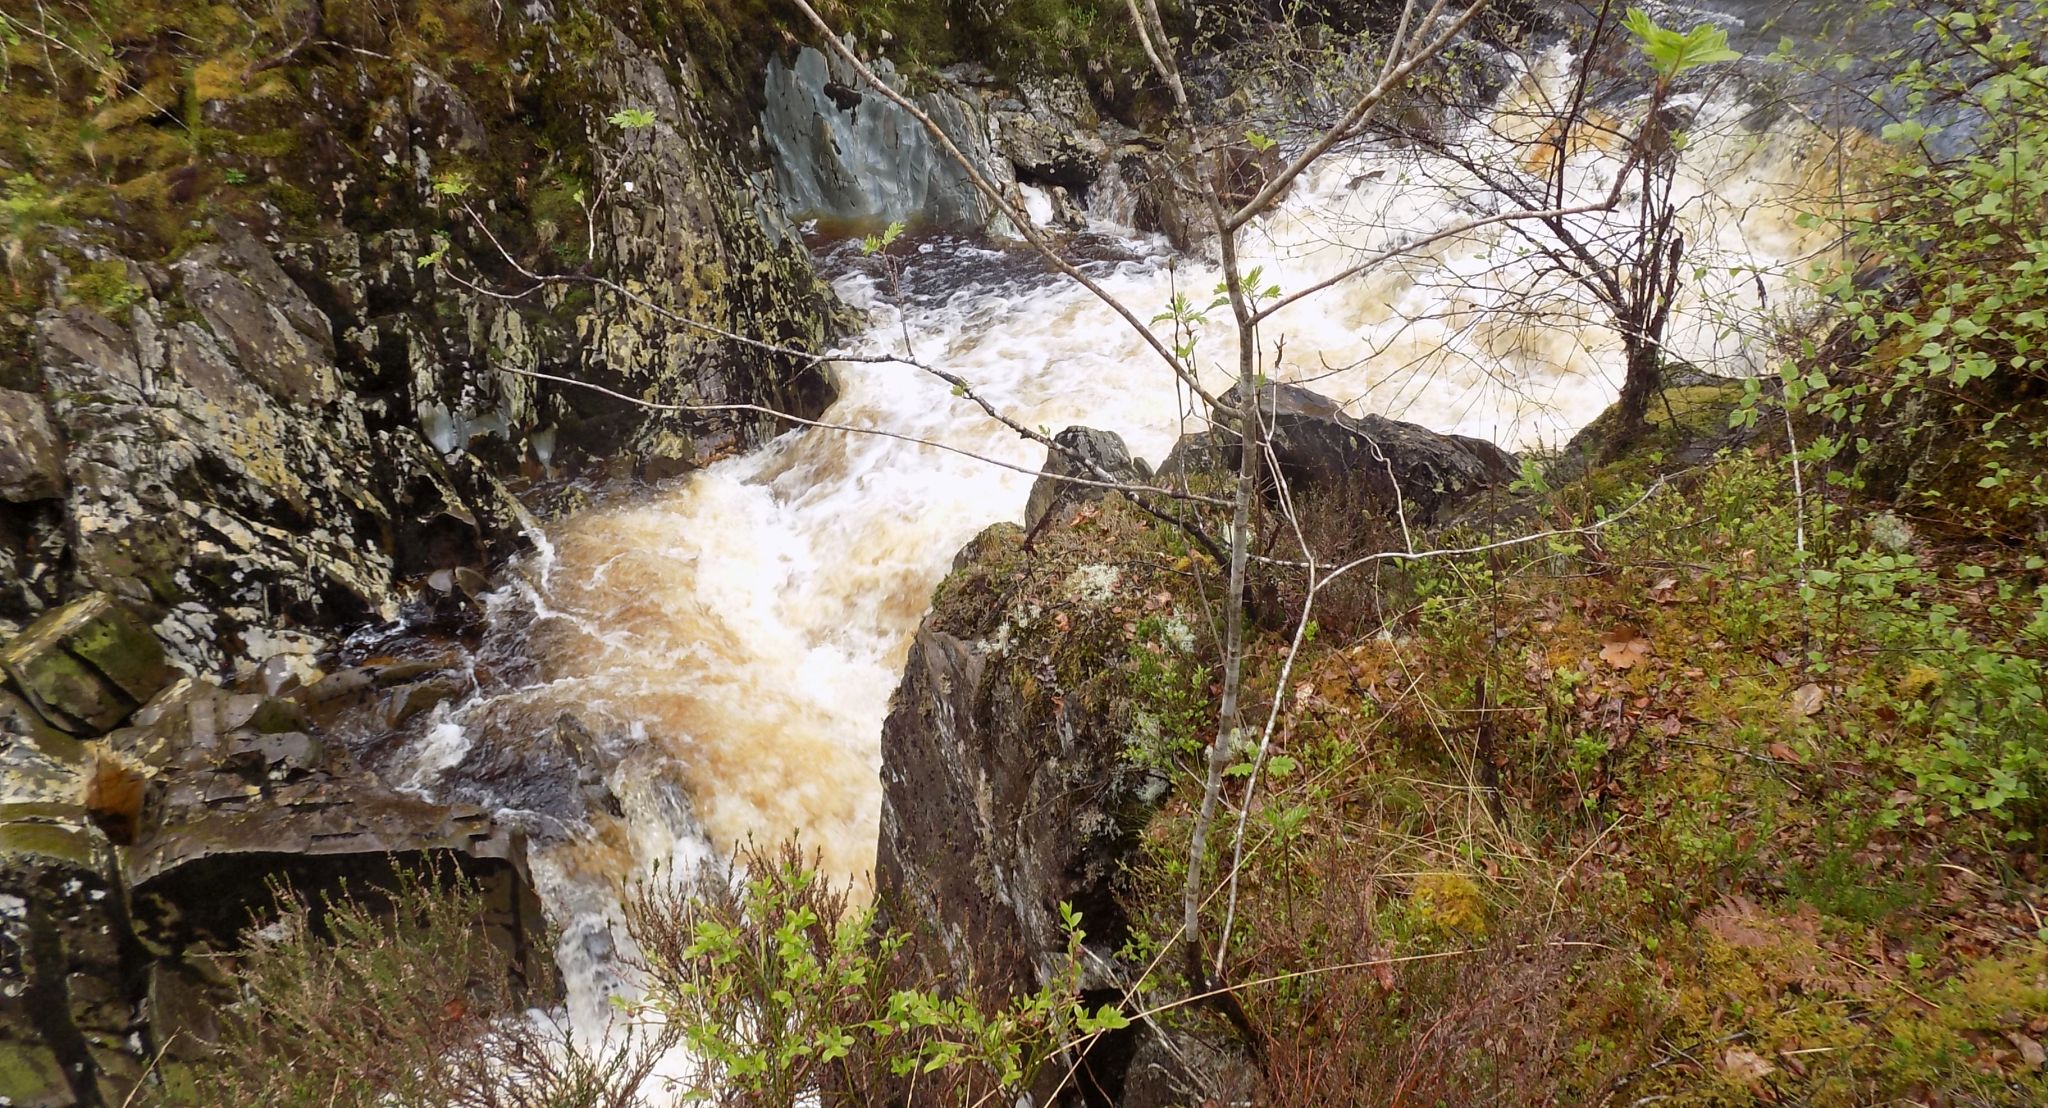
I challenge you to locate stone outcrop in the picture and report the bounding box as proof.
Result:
[1,661,543,1107]
[5,7,862,1094]
[879,521,1169,1104]
[3,1,843,678]
[0,391,64,504]
[760,49,1140,238]
[1023,426,1154,531]
[1206,382,1518,519]
[879,403,1517,1102]
[0,594,169,736]
[764,49,1003,230]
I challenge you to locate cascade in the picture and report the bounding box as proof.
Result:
[404,40,1843,1034]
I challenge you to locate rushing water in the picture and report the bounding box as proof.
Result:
[399,37,1848,1038]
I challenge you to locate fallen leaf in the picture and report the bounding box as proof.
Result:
[1648,575,1680,604]
[1598,627,1652,670]
[2008,1032,2046,1068]
[1767,742,1803,764]
[1721,1047,1776,1084]
[1790,682,1826,717]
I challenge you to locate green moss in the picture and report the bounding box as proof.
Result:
[0,820,103,866]
[0,1043,69,1106]
[66,259,146,314]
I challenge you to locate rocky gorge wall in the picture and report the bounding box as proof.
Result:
[1,1,850,1101]
[2,0,844,676]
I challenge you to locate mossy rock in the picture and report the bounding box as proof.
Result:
[1,593,170,735]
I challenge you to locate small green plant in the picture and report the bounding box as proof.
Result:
[630,842,1128,1104]
[1150,289,1222,361]
[1622,7,1740,87]
[607,107,657,129]
[858,219,905,256]
[65,259,144,313]
[431,169,474,198]
[415,233,450,270]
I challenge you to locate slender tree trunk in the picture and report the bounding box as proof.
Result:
[1182,195,1265,1059]
[1610,327,1661,450]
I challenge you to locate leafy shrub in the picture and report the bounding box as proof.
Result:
[1762,0,2048,538]
[628,841,1131,1106]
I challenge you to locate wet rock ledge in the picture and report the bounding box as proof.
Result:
[1,592,544,1107]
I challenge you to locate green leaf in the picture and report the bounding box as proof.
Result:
[1624,7,1741,81]
[608,107,657,129]
[431,170,473,198]
[1087,1004,1131,1031]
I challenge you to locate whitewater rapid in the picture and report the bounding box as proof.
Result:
[414,44,1846,1035]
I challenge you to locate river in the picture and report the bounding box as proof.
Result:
[395,14,1849,1043]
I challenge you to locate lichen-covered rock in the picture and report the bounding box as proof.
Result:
[570,21,840,469]
[0,390,64,504]
[8,0,846,681]
[36,273,429,671]
[0,673,548,1105]
[878,505,1194,1104]
[0,816,138,1108]
[888,497,1269,1097]
[1215,382,1518,519]
[1024,426,1153,531]
[1,593,169,735]
[992,77,1115,191]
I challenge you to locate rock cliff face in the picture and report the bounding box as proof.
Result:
[1,0,842,675]
[1,2,846,1101]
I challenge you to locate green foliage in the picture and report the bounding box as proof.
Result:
[1604,453,2048,834]
[606,107,657,129]
[834,0,1136,83]
[629,843,1127,1104]
[1123,612,1212,772]
[1622,7,1741,85]
[416,232,451,270]
[858,219,905,256]
[432,169,476,198]
[1,175,60,260]
[1764,0,2048,536]
[1151,282,1228,362]
[65,258,144,313]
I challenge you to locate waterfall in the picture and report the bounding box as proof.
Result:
[409,40,1841,1045]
